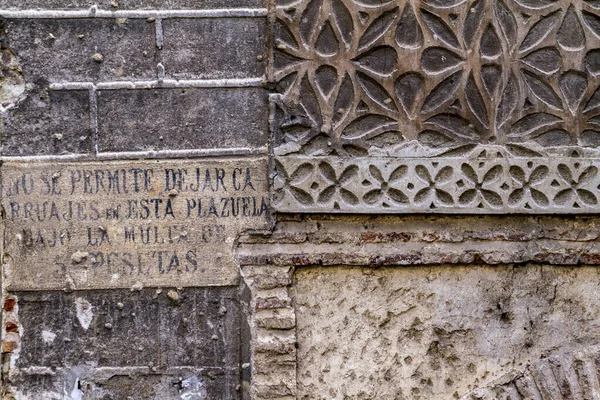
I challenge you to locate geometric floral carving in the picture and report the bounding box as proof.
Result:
[272,0,600,154]
[270,0,600,212]
[272,153,600,212]
[461,345,600,399]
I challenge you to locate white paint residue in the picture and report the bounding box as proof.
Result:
[65,378,83,400]
[180,376,207,400]
[41,330,57,344]
[75,297,93,330]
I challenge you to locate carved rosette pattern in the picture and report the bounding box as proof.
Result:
[273,155,600,212]
[273,0,600,150]
[271,0,600,212]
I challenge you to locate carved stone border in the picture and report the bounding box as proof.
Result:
[462,345,600,399]
[272,155,600,213]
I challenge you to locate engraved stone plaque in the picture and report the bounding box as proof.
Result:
[2,158,269,290]
[270,0,600,213]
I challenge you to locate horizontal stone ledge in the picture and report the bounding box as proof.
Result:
[50,77,264,90]
[0,8,268,18]
[17,365,240,377]
[0,147,268,162]
[240,215,600,245]
[236,240,600,267]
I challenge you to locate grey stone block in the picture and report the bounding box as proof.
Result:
[97,88,267,152]
[162,18,266,80]
[11,287,246,399]
[4,18,157,82]
[1,89,91,156]
[15,288,242,368]
[0,0,264,9]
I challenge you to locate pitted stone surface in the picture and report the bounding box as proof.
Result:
[270,0,600,213]
[293,264,600,400]
[2,159,269,290]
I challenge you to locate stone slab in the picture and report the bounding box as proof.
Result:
[4,18,157,82]
[162,18,265,80]
[9,287,246,399]
[2,158,269,290]
[97,88,268,152]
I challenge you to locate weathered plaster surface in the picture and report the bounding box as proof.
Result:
[295,264,600,399]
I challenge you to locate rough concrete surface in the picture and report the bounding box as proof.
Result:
[294,265,600,400]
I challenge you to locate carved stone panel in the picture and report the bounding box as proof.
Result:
[271,0,600,213]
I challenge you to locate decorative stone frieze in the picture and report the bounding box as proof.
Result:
[270,0,600,213]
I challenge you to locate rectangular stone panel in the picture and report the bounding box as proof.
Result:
[1,89,92,156]
[10,287,244,399]
[4,18,157,82]
[161,18,266,80]
[2,158,269,290]
[97,88,267,152]
[0,0,263,9]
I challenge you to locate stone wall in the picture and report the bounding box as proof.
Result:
[237,215,600,399]
[4,0,600,399]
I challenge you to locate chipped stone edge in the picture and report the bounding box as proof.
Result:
[0,8,268,19]
[239,264,296,400]
[0,146,268,162]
